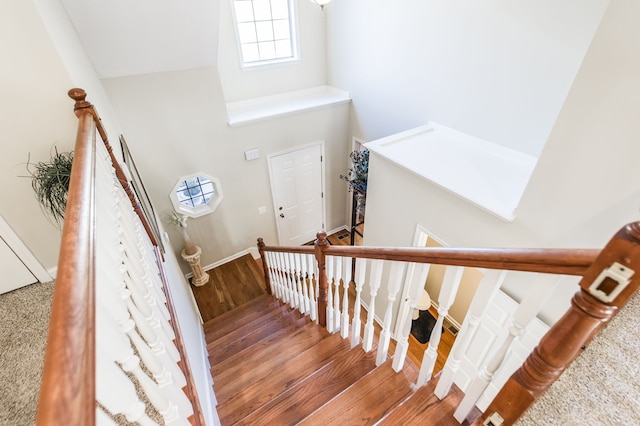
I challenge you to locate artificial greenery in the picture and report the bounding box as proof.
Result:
[340,149,369,192]
[27,148,73,225]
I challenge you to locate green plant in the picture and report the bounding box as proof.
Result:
[26,148,73,225]
[340,149,369,192]
[167,211,188,228]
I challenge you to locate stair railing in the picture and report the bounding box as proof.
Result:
[36,89,204,425]
[258,224,640,424]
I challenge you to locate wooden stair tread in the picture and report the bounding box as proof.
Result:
[377,376,466,426]
[216,333,351,424]
[207,306,302,364]
[210,315,310,376]
[203,295,278,332]
[300,360,413,425]
[203,297,281,341]
[212,320,330,391]
[203,294,274,329]
[235,345,377,425]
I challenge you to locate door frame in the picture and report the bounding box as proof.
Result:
[267,141,326,245]
[0,215,51,283]
[393,224,449,337]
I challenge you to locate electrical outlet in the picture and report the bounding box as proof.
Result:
[258,206,266,215]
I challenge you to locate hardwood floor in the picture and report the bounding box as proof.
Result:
[191,229,455,371]
[190,253,267,323]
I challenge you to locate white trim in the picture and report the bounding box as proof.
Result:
[185,247,260,279]
[394,223,452,337]
[267,141,326,246]
[230,0,301,70]
[0,215,52,283]
[226,86,350,127]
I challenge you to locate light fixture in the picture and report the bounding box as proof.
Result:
[309,0,332,13]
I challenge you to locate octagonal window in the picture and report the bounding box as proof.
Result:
[170,173,223,218]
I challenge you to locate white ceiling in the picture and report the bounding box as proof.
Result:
[61,0,220,79]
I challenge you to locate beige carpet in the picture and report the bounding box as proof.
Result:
[0,282,54,426]
[517,291,640,425]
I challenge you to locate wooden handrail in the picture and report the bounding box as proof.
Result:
[68,88,160,251]
[258,233,599,329]
[38,89,204,425]
[260,237,599,276]
[477,222,640,425]
[37,101,96,425]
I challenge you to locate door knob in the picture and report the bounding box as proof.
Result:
[280,213,285,218]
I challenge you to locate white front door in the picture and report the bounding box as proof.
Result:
[0,236,37,294]
[268,143,324,246]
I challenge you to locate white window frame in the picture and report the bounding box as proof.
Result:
[230,0,300,69]
[170,173,224,218]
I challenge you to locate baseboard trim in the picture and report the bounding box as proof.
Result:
[185,247,260,278]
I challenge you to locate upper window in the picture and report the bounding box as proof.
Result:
[232,0,298,67]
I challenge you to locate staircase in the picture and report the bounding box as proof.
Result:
[205,294,477,425]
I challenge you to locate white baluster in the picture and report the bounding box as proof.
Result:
[376,261,406,366]
[453,274,559,423]
[96,350,158,426]
[97,310,189,425]
[306,254,317,321]
[267,252,281,300]
[341,256,351,339]
[288,252,301,310]
[298,253,311,315]
[126,299,184,366]
[96,407,119,426]
[282,252,295,307]
[274,252,287,304]
[363,259,384,352]
[351,258,367,348]
[435,269,506,399]
[392,262,431,372]
[292,253,304,314]
[326,255,335,333]
[271,252,284,300]
[417,266,464,386]
[333,256,343,333]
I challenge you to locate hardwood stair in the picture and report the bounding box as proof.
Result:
[205,294,477,425]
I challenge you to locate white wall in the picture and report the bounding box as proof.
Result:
[0,0,77,270]
[326,0,609,158]
[361,0,640,328]
[217,0,327,102]
[161,236,221,425]
[101,66,350,274]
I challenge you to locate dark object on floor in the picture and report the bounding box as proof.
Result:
[411,310,439,344]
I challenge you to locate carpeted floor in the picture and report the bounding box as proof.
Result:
[0,282,54,426]
[517,291,640,425]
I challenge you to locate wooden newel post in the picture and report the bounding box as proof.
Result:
[478,222,640,425]
[257,238,272,295]
[315,231,329,328]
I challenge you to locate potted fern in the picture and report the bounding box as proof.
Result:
[27,147,73,225]
[340,149,369,214]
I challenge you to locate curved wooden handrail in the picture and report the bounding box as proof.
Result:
[37,89,204,425]
[36,104,96,425]
[68,88,159,251]
[260,240,599,276]
[476,222,640,425]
